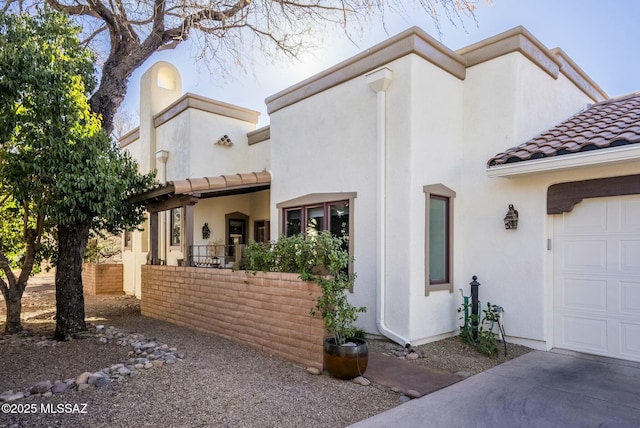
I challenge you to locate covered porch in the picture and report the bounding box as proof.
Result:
[129,171,271,268]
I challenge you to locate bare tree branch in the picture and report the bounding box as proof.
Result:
[1,0,480,133]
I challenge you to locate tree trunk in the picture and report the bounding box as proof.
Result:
[3,284,26,334]
[54,221,91,340]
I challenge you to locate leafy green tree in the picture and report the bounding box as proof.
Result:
[0,9,155,337]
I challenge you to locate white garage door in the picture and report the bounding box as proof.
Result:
[554,194,640,362]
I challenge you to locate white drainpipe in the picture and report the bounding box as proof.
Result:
[366,68,411,347]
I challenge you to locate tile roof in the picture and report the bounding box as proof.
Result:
[128,171,271,204]
[487,93,640,167]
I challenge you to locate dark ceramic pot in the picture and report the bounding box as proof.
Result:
[323,337,368,380]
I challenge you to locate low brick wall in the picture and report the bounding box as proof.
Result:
[141,266,325,370]
[82,263,124,295]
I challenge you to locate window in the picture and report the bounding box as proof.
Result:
[170,207,181,246]
[278,193,357,286]
[284,201,349,241]
[423,184,456,294]
[254,220,271,243]
[429,195,449,283]
[277,192,356,253]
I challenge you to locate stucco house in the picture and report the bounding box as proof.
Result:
[122,26,640,364]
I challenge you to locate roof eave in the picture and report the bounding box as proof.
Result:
[486,145,640,178]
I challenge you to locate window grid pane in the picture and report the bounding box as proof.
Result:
[306,206,325,236]
[171,208,181,246]
[285,209,302,237]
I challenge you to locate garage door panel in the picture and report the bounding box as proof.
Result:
[554,195,640,362]
[561,316,608,350]
[620,241,640,272]
[561,278,607,311]
[560,201,607,234]
[621,199,640,231]
[621,282,640,314]
[562,240,607,272]
[620,323,640,359]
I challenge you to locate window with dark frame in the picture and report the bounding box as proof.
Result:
[254,220,271,243]
[170,207,181,246]
[284,201,350,243]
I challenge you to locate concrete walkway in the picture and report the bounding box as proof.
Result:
[349,350,640,428]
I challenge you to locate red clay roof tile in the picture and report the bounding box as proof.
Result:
[488,93,640,167]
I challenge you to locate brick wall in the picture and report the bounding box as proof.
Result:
[141,265,325,370]
[82,263,124,295]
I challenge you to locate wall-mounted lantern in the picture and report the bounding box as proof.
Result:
[504,204,519,230]
[202,222,211,240]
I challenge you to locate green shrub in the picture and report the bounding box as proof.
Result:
[241,231,365,344]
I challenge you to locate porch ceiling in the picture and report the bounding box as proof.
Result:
[129,171,271,208]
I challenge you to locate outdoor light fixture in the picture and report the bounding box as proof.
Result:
[202,222,211,239]
[504,204,519,230]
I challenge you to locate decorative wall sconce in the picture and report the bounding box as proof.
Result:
[202,222,211,240]
[215,134,233,147]
[504,204,519,230]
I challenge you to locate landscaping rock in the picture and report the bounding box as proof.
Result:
[306,367,322,375]
[0,391,25,402]
[3,325,184,402]
[88,372,105,385]
[93,377,111,388]
[352,376,371,386]
[51,381,68,394]
[406,389,421,399]
[75,371,92,385]
[33,380,53,394]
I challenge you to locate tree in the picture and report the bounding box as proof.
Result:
[1,0,480,135]
[0,0,477,336]
[0,9,154,337]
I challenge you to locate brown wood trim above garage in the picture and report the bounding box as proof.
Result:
[547,174,640,214]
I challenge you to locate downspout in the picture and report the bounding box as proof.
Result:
[367,67,411,347]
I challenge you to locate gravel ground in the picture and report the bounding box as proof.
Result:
[0,280,531,428]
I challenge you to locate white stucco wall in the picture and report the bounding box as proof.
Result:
[400,55,465,343]
[458,53,602,348]
[270,54,465,340]
[154,109,268,183]
[269,36,613,348]
[269,67,381,334]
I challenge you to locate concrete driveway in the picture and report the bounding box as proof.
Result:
[349,350,640,428]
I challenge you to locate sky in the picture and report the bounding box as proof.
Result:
[121,0,640,128]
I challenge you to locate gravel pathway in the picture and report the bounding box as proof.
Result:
[0,285,531,427]
[0,292,401,428]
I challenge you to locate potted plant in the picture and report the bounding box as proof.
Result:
[310,232,368,380]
